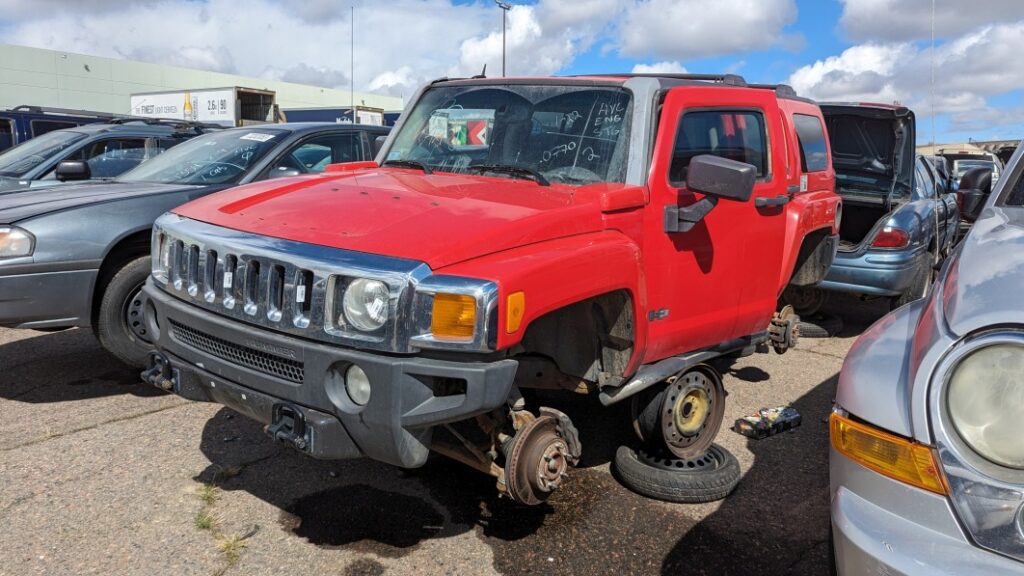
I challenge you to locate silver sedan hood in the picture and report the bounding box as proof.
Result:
[942,205,1024,337]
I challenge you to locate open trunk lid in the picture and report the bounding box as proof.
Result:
[822,104,915,249]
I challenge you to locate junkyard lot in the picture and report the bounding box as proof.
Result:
[0,296,883,576]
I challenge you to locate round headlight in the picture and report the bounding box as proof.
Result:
[948,344,1024,469]
[346,364,371,406]
[342,278,389,332]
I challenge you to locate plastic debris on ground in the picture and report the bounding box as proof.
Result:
[731,406,802,439]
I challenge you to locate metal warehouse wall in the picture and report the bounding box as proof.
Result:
[0,44,402,115]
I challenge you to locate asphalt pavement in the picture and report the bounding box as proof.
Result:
[0,295,889,576]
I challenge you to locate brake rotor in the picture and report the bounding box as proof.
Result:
[504,415,571,506]
[659,367,725,459]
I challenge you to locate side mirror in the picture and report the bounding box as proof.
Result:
[268,167,302,179]
[958,167,993,223]
[55,160,91,182]
[664,155,756,233]
[372,135,388,157]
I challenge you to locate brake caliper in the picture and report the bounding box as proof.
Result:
[768,304,800,354]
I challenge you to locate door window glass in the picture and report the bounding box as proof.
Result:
[0,119,13,152]
[31,120,77,137]
[270,132,363,176]
[793,114,828,172]
[915,159,935,199]
[670,110,767,185]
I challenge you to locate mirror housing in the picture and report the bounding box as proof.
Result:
[958,167,992,223]
[664,155,757,233]
[55,160,91,182]
[372,135,388,157]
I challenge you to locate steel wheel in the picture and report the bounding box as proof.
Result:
[122,281,151,344]
[633,366,726,460]
[781,285,828,317]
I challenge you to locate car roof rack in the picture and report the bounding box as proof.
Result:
[748,83,799,98]
[9,105,123,119]
[106,117,223,131]
[576,73,749,87]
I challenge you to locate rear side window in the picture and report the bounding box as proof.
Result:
[0,119,13,152]
[793,114,828,172]
[670,110,767,185]
[31,120,77,137]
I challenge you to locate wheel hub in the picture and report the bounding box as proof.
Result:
[123,283,151,344]
[505,415,573,505]
[673,387,710,435]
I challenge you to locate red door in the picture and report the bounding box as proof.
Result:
[641,87,788,362]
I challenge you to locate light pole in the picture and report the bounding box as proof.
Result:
[495,1,511,77]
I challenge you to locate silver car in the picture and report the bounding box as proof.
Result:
[830,143,1024,574]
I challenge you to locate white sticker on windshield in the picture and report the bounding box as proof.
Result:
[240,133,275,142]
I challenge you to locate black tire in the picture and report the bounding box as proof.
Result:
[96,256,153,368]
[781,285,829,317]
[890,262,933,311]
[797,314,843,339]
[613,444,741,503]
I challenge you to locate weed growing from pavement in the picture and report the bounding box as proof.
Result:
[216,533,248,565]
[194,508,217,531]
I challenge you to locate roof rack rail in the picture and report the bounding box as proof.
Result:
[10,105,122,119]
[747,83,799,98]
[106,117,223,130]
[574,73,748,87]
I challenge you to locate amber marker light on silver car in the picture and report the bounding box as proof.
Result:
[830,409,948,495]
[0,226,34,259]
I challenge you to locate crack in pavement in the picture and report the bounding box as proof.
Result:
[792,346,848,362]
[0,400,190,452]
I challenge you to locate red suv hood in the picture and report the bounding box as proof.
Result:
[173,168,611,269]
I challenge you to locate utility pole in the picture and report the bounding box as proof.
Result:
[351,5,355,122]
[495,1,511,77]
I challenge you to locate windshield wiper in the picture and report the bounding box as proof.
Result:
[466,163,550,186]
[381,159,433,174]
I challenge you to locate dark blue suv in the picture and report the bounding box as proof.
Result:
[0,118,214,193]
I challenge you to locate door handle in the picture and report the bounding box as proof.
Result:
[755,195,790,208]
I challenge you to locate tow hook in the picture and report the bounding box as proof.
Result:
[265,404,309,452]
[768,305,800,354]
[140,351,175,391]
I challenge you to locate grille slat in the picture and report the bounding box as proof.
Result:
[170,319,304,383]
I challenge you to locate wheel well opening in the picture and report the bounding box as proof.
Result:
[513,290,635,393]
[787,228,832,287]
[91,230,151,326]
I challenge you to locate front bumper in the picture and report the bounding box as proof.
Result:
[831,447,1024,575]
[0,268,97,329]
[142,282,518,468]
[818,246,926,297]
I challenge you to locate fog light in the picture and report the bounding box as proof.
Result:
[345,364,371,406]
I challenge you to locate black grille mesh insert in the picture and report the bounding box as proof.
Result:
[169,319,304,383]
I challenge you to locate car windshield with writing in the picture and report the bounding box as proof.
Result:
[0,129,87,177]
[118,128,285,185]
[385,84,632,186]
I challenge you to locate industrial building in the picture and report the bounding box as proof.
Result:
[0,44,402,118]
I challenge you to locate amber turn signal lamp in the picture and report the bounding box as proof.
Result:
[431,293,476,340]
[506,291,525,334]
[830,411,948,495]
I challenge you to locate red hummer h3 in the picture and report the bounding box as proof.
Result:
[142,74,840,505]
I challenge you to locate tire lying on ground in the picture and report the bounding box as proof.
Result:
[797,313,843,339]
[613,444,741,503]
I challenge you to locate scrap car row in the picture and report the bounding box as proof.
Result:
[0,73,1018,575]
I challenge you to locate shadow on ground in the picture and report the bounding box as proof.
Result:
[187,292,890,575]
[0,328,163,403]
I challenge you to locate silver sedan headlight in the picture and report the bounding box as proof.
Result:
[339,278,390,332]
[947,343,1024,469]
[0,226,34,259]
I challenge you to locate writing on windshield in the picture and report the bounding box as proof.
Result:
[386,85,632,186]
[119,130,283,185]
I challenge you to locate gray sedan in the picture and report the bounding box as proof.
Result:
[830,143,1024,574]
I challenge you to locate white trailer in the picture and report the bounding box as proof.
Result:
[129,87,278,127]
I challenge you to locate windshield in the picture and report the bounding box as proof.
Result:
[118,128,285,185]
[385,84,632,186]
[0,130,87,177]
[954,159,997,179]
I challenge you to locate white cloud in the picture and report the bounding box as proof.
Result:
[617,0,799,60]
[839,0,1024,42]
[631,61,688,74]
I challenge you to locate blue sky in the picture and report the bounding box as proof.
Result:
[2,0,1023,144]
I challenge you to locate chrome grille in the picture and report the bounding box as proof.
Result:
[169,319,305,383]
[152,213,431,353]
